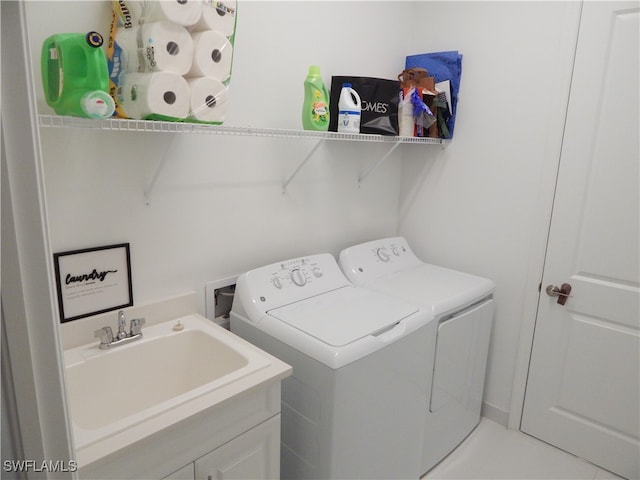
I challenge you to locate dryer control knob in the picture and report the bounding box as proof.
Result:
[290,268,307,287]
[312,267,323,278]
[376,248,390,262]
[272,277,282,289]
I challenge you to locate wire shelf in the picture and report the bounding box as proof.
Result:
[38,115,447,144]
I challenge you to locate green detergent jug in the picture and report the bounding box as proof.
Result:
[302,65,330,131]
[41,32,115,119]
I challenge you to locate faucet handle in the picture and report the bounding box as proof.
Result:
[94,326,113,345]
[130,318,145,336]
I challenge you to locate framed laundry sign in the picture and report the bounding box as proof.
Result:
[53,243,133,323]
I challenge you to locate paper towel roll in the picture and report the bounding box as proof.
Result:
[118,71,190,119]
[193,0,237,36]
[118,21,194,75]
[187,77,228,122]
[143,0,203,27]
[398,94,415,137]
[188,30,232,80]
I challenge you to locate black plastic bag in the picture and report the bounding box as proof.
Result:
[329,76,399,135]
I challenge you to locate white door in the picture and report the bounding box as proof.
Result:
[521,2,639,479]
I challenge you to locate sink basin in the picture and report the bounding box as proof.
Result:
[66,328,249,430]
[63,314,289,467]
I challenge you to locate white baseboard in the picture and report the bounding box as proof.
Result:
[481,401,509,427]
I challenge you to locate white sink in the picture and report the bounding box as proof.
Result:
[66,327,249,430]
[64,314,290,468]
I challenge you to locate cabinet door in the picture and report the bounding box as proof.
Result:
[195,415,280,480]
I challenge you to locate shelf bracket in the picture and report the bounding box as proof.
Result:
[358,140,402,187]
[144,151,172,206]
[282,139,324,194]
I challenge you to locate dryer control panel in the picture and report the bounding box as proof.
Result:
[339,236,423,284]
[234,253,351,317]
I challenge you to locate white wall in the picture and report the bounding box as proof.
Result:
[399,1,581,422]
[24,1,582,426]
[28,1,415,317]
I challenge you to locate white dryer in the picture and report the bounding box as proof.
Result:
[230,253,435,480]
[339,237,495,475]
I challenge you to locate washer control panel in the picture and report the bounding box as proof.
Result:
[374,243,406,262]
[339,237,422,284]
[239,253,350,314]
[268,257,325,290]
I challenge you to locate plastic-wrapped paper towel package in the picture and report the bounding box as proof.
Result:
[108,0,236,123]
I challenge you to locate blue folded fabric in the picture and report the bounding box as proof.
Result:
[405,51,463,138]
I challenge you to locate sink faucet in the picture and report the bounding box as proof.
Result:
[116,310,128,340]
[95,310,145,350]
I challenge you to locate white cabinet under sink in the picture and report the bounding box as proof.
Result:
[80,381,285,480]
[197,416,280,480]
[162,416,280,480]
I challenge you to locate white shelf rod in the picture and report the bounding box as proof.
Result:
[282,139,324,194]
[358,140,402,186]
[144,152,172,206]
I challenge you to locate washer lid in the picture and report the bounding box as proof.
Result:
[268,286,418,347]
[373,264,495,317]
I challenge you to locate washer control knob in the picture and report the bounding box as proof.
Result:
[391,246,400,256]
[312,267,323,278]
[290,268,307,287]
[376,248,390,262]
[272,277,282,289]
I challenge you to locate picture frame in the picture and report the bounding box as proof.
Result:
[53,243,133,323]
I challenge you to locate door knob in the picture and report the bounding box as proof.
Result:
[546,283,573,305]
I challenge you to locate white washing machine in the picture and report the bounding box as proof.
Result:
[339,237,495,475]
[230,253,435,480]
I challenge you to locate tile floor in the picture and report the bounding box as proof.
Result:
[421,418,625,480]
